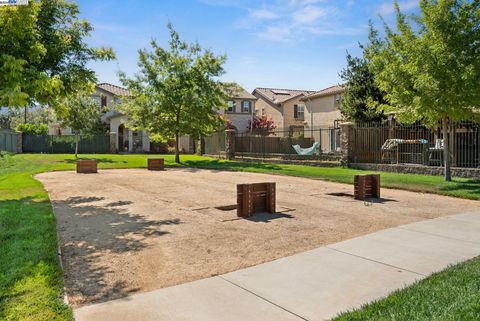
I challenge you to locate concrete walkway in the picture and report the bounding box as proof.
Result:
[75,212,480,321]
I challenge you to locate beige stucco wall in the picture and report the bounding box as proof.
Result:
[253,94,283,130]
[282,97,307,130]
[304,95,342,129]
[219,98,256,133]
[110,114,150,153]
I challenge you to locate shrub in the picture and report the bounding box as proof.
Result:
[16,123,48,135]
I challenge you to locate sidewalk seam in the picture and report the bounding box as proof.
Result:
[396,226,480,245]
[217,275,309,321]
[325,247,427,277]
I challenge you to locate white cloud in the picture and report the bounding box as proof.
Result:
[377,0,419,15]
[249,9,279,20]
[292,5,331,25]
[235,0,362,43]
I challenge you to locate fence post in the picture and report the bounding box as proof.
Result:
[339,122,354,166]
[225,129,236,160]
[16,132,22,153]
[109,132,117,153]
[196,135,205,155]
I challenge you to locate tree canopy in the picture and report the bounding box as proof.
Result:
[367,0,480,180]
[339,26,387,122]
[120,24,229,163]
[0,0,114,108]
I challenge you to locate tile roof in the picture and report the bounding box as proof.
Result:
[96,83,131,97]
[304,84,345,100]
[253,87,316,104]
[227,85,257,100]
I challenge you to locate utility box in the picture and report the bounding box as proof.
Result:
[237,182,276,218]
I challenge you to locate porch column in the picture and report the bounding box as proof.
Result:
[109,132,117,153]
[339,122,354,166]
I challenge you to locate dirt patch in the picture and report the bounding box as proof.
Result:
[37,168,479,307]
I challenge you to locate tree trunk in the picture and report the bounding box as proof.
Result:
[75,134,79,158]
[442,117,451,181]
[175,132,180,163]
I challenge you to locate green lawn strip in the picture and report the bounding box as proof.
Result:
[0,153,208,321]
[0,153,478,320]
[182,158,480,200]
[332,256,480,321]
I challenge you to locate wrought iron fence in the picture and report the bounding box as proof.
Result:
[23,134,110,154]
[203,127,340,159]
[351,121,480,168]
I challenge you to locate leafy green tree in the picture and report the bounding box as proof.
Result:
[55,92,103,157]
[120,24,229,163]
[367,0,480,181]
[0,0,114,108]
[339,27,387,122]
[16,123,49,135]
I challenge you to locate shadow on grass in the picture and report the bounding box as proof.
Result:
[52,196,181,306]
[181,159,283,172]
[0,197,73,320]
[438,179,480,195]
[62,157,127,164]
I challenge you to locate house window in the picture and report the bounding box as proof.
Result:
[227,100,236,112]
[294,104,305,120]
[242,101,251,113]
[334,94,341,107]
[101,96,107,108]
[92,95,102,107]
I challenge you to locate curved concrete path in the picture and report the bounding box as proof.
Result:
[75,211,480,321]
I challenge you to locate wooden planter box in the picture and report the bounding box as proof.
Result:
[148,158,165,171]
[76,160,98,174]
[354,174,380,200]
[237,182,276,218]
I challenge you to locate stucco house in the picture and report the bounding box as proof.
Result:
[302,84,345,152]
[48,83,151,153]
[98,83,150,153]
[252,87,316,134]
[219,86,257,132]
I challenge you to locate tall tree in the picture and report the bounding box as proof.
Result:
[0,0,114,108]
[367,0,480,181]
[55,91,103,157]
[339,26,387,122]
[120,24,229,163]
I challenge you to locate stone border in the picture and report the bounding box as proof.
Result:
[351,163,480,179]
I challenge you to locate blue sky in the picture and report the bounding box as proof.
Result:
[80,0,419,92]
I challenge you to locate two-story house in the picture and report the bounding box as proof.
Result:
[98,83,151,153]
[252,87,316,135]
[48,83,151,153]
[218,86,257,132]
[302,84,345,152]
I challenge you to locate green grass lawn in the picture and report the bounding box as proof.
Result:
[0,153,478,320]
[332,256,480,321]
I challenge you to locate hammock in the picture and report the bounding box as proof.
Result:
[292,142,320,156]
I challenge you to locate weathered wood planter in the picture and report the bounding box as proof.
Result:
[76,160,98,174]
[237,182,276,218]
[354,174,380,200]
[148,158,165,171]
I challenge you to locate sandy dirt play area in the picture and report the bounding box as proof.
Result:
[37,168,479,307]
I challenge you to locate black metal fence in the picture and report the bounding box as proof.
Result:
[23,134,110,154]
[351,121,480,168]
[203,127,340,159]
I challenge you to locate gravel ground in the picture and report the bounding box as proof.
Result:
[37,168,479,307]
